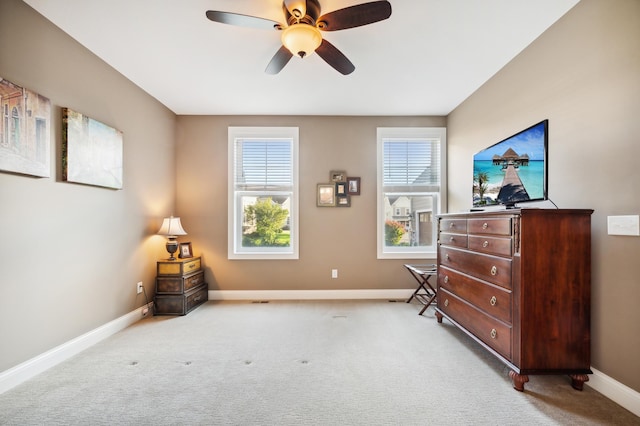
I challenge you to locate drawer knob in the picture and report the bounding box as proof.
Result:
[482,222,488,229]
[482,240,489,248]
[449,223,454,229]
[490,328,497,339]
[450,236,455,243]
[490,265,497,276]
[445,254,450,261]
[490,296,497,306]
[444,276,449,284]
[444,299,449,307]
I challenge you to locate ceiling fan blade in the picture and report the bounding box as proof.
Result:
[283,0,307,19]
[315,39,355,75]
[205,10,282,30]
[265,46,294,74]
[317,1,392,31]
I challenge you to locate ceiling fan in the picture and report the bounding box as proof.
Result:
[205,0,392,75]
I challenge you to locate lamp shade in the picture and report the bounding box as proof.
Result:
[157,216,187,237]
[281,24,322,58]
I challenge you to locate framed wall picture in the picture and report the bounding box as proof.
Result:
[347,177,361,195]
[336,181,347,196]
[336,195,351,207]
[0,77,51,178]
[330,170,346,182]
[179,242,193,258]
[62,107,123,189]
[317,183,336,206]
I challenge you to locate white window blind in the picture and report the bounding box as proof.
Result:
[382,139,441,190]
[234,139,292,190]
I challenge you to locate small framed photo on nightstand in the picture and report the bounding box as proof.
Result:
[179,242,193,258]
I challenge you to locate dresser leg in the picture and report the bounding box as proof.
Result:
[509,371,529,391]
[569,374,589,391]
[435,311,443,323]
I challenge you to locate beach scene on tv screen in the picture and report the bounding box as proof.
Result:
[473,122,546,206]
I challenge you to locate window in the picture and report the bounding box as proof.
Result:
[228,127,299,259]
[377,127,446,259]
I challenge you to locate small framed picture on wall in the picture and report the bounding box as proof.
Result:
[330,170,346,182]
[336,196,351,207]
[347,177,360,195]
[317,183,336,207]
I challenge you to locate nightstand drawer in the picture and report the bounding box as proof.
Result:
[155,283,208,315]
[157,257,201,276]
[186,284,208,312]
[156,270,204,294]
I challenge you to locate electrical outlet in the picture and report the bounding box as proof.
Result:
[137,281,143,294]
[331,269,338,279]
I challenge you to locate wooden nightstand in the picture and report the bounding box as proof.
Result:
[154,257,208,315]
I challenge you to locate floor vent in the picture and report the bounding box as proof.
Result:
[251,300,269,304]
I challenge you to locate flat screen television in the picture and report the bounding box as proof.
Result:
[473,119,548,208]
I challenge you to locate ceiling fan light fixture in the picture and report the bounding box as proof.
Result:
[281,24,322,58]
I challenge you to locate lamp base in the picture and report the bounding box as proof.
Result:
[166,239,179,261]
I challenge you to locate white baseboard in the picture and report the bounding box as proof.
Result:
[586,367,640,417]
[208,289,415,300]
[0,302,153,395]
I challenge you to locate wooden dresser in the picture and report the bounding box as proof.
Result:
[155,257,208,315]
[435,208,593,391]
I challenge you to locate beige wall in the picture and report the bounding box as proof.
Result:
[2,0,638,398]
[447,0,640,392]
[0,0,176,371]
[175,115,445,291]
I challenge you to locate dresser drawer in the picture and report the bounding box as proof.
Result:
[157,257,201,276]
[156,270,204,294]
[468,235,513,257]
[155,282,208,315]
[439,246,512,289]
[439,232,468,249]
[438,266,512,323]
[438,288,512,359]
[468,217,513,236]
[440,218,467,234]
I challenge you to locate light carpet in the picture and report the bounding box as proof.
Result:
[0,300,638,425]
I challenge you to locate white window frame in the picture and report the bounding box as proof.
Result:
[376,127,447,259]
[228,127,299,260]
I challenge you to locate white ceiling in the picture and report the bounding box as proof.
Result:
[23,0,579,116]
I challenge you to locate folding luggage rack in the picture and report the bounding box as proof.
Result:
[404,264,438,315]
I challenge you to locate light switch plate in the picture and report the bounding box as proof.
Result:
[607,215,640,236]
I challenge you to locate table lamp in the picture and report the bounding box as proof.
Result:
[157,216,187,260]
